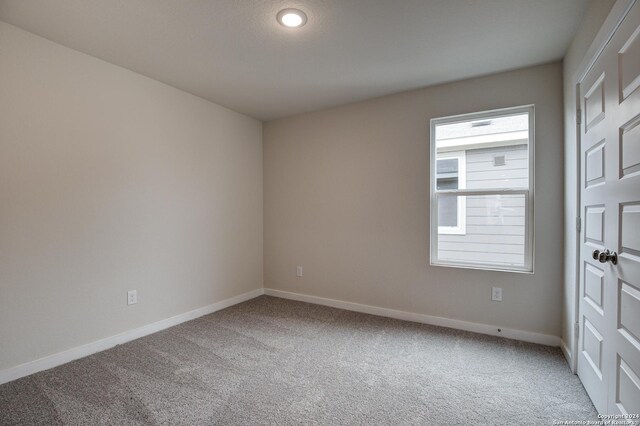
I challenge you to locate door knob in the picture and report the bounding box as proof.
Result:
[592,249,618,265]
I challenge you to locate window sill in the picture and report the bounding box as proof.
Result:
[430,260,534,274]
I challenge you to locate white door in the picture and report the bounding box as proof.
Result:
[578,0,640,415]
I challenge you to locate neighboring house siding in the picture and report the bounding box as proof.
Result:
[438,144,527,267]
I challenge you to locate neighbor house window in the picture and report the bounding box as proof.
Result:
[430,105,534,272]
[436,152,466,234]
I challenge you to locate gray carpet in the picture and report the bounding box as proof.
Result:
[1,295,596,425]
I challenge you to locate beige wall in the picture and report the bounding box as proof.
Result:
[0,21,263,371]
[562,0,616,360]
[264,62,564,337]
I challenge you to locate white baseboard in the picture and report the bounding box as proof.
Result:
[0,288,265,385]
[560,340,574,372]
[1,287,562,386]
[264,288,561,347]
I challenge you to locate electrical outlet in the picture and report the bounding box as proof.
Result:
[127,290,137,305]
[296,266,303,277]
[492,287,502,302]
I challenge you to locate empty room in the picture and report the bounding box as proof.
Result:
[1,0,639,424]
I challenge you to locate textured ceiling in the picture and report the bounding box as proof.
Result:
[0,0,589,121]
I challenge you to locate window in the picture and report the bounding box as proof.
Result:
[436,152,466,234]
[430,105,534,272]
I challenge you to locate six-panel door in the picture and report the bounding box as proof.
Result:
[578,0,640,416]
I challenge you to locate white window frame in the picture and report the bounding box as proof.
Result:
[429,105,535,273]
[436,151,466,235]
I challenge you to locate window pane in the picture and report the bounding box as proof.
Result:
[437,177,458,190]
[437,194,526,268]
[438,189,458,227]
[436,158,458,175]
[436,158,459,227]
[435,113,529,190]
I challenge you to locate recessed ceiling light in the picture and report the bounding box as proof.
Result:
[277,8,307,28]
